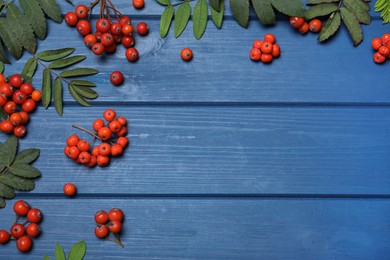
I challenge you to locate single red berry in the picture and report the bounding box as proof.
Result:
[9,74,23,88]
[19,111,29,124]
[27,208,42,223]
[84,34,97,49]
[92,43,105,55]
[26,223,40,238]
[75,4,89,19]
[95,31,103,42]
[12,90,28,104]
[64,146,70,157]
[13,125,27,138]
[0,83,13,97]
[298,22,309,34]
[137,22,149,36]
[110,22,122,35]
[0,93,7,107]
[93,118,105,132]
[116,126,128,137]
[111,144,123,157]
[65,12,78,26]
[250,48,262,61]
[78,151,91,164]
[373,52,386,64]
[13,200,30,216]
[96,155,110,167]
[261,53,273,63]
[372,38,382,51]
[120,16,132,26]
[0,120,14,133]
[378,45,390,57]
[114,34,123,44]
[86,155,97,167]
[122,24,134,35]
[272,43,281,58]
[98,142,111,156]
[10,224,25,239]
[181,48,193,61]
[0,230,10,244]
[105,43,117,54]
[110,71,124,86]
[77,139,90,152]
[264,33,276,44]
[101,33,115,47]
[290,17,305,29]
[381,33,390,46]
[253,40,263,50]
[260,42,273,54]
[20,83,34,95]
[103,109,116,121]
[109,120,122,133]
[95,210,109,224]
[68,146,80,160]
[92,146,100,157]
[122,35,135,48]
[16,236,32,253]
[309,19,322,33]
[125,47,139,62]
[3,101,17,114]
[67,134,80,147]
[96,18,111,33]
[117,137,129,148]
[107,220,122,233]
[0,74,5,84]
[133,0,145,9]
[95,224,109,238]
[117,116,127,126]
[108,208,124,222]
[10,112,23,126]
[76,20,91,36]
[98,127,112,141]
[64,184,77,196]
[31,90,42,102]
[21,99,37,113]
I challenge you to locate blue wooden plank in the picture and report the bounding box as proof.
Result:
[1,105,389,195]
[0,197,389,259]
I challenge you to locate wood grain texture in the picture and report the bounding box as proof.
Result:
[0,198,389,260]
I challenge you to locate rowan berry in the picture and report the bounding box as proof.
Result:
[373,52,386,64]
[19,111,29,124]
[13,200,30,216]
[95,210,109,224]
[0,230,10,244]
[253,40,263,50]
[13,125,27,138]
[98,127,112,141]
[272,44,281,58]
[95,31,103,42]
[181,48,193,61]
[108,120,122,133]
[77,139,90,152]
[93,118,105,132]
[10,112,23,126]
[250,48,262,61]
[16,236,32,253]
[75,4,89,19]
[261,53,273,63]
[116,126,128,137]
[0,93,7,106]
[116,116,127,126]
[96,154,110,167]
[290,16,305,29]
[65,12,78,26]
[111,144,123,157]
[137,22,149,36]
[101,33,115,47]
[119,16,132,26]
[76,20,91,36]
[10,224,25,238]
[126,47,139,62]
[381,33,390,46]
[260,42,273,54]
[105,43,117,54]
[19,83,34,96]
[26,223,40,238]
[264,33,276,44]
[64,146,70,157]
[0,83,13,97]
[3,101,17,114]
[107,220,122,233]
[0,120,14,133]
[84,34,97,49]
[95,224,109,238]
[110,71,124,86]
[309,19,322,33]
[12,90,28,104]
[98,143,111,156]
[78,151,91,164]
[67,134,80,147]
[298,22,309,34]
[96,18,111,33]
[92,146,100,157]
[379,46,390,57]
[9,74,23,88]
[0,74,6,84]
[110,22,122,35]
[21,99,37,113]
[86,155,97,167]
[133,0,145,9]
[31,90,42,102]
[108,208,124,222]
[117,137,129,148]
[103,109,116,121]
[27,208,42,223]
[68,146,80,160]
[121,24,134,35]
[92,43,105,55]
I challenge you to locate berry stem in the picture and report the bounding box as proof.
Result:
[72,124,102,141]
[31,54,70,85]
[113,233,124,248]
[14,214,19,224]
[21,220,28,226]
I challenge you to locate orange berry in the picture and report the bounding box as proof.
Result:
[264,33,276,44]
[31,90,42,102]
[298,22,309,34]
[272,44,280,58]
[261,53,273,63]
[181,48,193,61]
[309,19,322,33]
[250,48,262,61]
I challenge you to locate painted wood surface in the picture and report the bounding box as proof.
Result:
[0,0,389,259]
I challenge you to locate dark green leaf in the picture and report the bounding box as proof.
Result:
[60,68,98,78]
[69,84,90,106]
[305,3,338,20]
[160,6,174,37]
[0,18,23,59]
[271,0,305,17]
[19,0,47,40]
[9,163,41,178]
[70,80,96,87]
[0,197,5,208]
[174,2,191,38]
[48,55,86,69]
[44,256,51,260]
[210,0,221,12]
[0,107,6,120]
[15,148,40,164]
[55,243,66,260]
[0,183,16,199]
[211,0,224,28]
[73,85,98,99]
[193,0,208,39]
[21,58,38,78]
[344,0,371,24]
[0,136,18,166]
[0,61,3,73]
[319,12,341,42]
[68,240,87,260]
[230,0,249,28]
[307,0,339,4]
[0,41,8,64]
[0,172,35,191]
[252,0,275,25]
[36,0,62,23]
[340,7,363,46]
[37,48,75,62]
[54,77,63,116]
[157,0,171,5]
[42,68,52,109]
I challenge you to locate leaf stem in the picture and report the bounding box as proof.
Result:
[30,54,70,85]
[0,166,9,176]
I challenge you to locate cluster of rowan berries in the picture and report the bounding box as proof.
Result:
[290,17,322,34]
[65,3,148,61]
[250,33,280,63]
[0,200,42,253]
[0,74,42,138]
[94,208,125,247]
[64,109,129,167]
[372,33,390,64]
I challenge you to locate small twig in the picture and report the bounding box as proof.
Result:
[72,124,101,141]
[14,214,19,224]
[113,233,124,248]
[31,54,70,85]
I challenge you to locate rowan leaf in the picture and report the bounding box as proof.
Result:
[157,0,171,5]
[210,0,221,12]
[69,84,90,106]
[0,107,6,120]
[55,243,66,260]
[73,85,98,99]
[21,58,38,78]
[340,7,363,46]
[68,240,87,260]
[19,0,47,40]
[318,12,341,42]
[69,80,96,87]
[36,0,62,23]
[211,0,224,28]
[0,41,8,64]
[0,172,35,191]
[174,2,191,38]
[0,136,17,166]
[37,48,75,61]
[193,0,208,40]
[0,61,3,74]
[160,5,174,37]
[9,163,41,179]
[271,0,305,17]
[0,18,23,59]
[230,0,249,28]
[305,3,338,20]
[15,148,40,164]
[54,77,63,116]
[252,0,275,25]
[0,183,15,199]
[44,256,51,260]
[48,55,86,69]
[307,0,339,4]
[41,68,52,109]
[0,198,5,208]
[60,68,99,78]
[344,0,371,24]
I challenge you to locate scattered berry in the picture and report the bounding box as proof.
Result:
[181,48,193,61]
[64,183,77,197]
[133,0,145,9]
[137,22,149,36]
[110,71,124,86]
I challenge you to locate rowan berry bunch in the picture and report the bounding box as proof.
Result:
[64,0,148,62]
[0,74,42,138]
[290,17,322,35]
[64,109,129,167]
[0,200,43,253]
[94,208,125,248]
[372,33,390,64]
[250,33,280,63]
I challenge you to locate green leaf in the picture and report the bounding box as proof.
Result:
[9,163,41,178]
[174,2,191,38]
[0,18,23,59]
[55,243,66,260]
[42,68,52,109]
[305,3,338,20]
[0,41,8,64]
[210,0,221,12]
[211,0,224,28]
[54,77,63,116]
[160,6,174,38]
[193,0,208,39]
[73,85,98,99]
[0,197,5,208]
[0,136,18,166]
[344,0,371,24]
[37,48,75,62]
[69,80,96,87]
[230,0,249,28]
[48,55,86,69]
[68,240,87,260]
[44,256,51,260]
[0,172,35,191]
[0,183,16,199]
[319,11,341,42]
[21,58,38,78]
[340,7,363,46]
[36,0,62,23]
[69,84,90,106]
[0,61,3,74]
[157,0,171,5]
[19,0,47,40]
[307,0,339,4]
[252,0,275,25]
[60,68,98,78]
[271,0,305,17]
[0,107,7,120]
[15,148,40,164]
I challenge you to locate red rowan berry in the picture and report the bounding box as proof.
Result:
[309,19,322,33]
[108,208,124,222]
[78,151,91,164]
[105,43,117,54]
[0,230,10,244]
[77,139,90,152]
[126,47,139,62]
[120,16,132,26]
[121,24,134,35]
[0,93,7,107]
[290,17,305,29]
[19,111,29,124]
[381,33,390,46]
[9,112,23,126]
[298,22,309,34]
[110,71,124,86]
[10,224,25,238]
[93,118,105,132]
[20,83,34,95]
[92,146,100,157]
[137,22,149,36]
[117,116,127,126]
[96,18,111,33]
[260,42,273,54]
[65,12,78,26]
[27,208,42,223]
[250,48,262,61]
[67,134,80,147]
[26,223,40,238]
[3,101,17,114]
[84,34,97,49]
[379,46,390,57]
[109,120,122,133]
[261,54,273,63]
[117,137,129,148]
[95,210,109,224]
[103,109,116,121]
[9,74,23,88]
[16,236,32,253]
[252,40,263,50]
[86,155,97,167]
[107,220,122,233]
[31,90,42,102]
[133,0,145,9]
[68,146,80,160]
[13,125,27,138]
[13,200,30,216]
[95,224,109,238]
[122,36,135,48]
[264,33,275,44]
[110,22,122,35]
[116,126,128,137]
[101,33,115,47]
[96,155,110,167]
[272,44,281,58]
[0,120,14,133]
[13,90,28,104]
[92,43,105,55]
[75,4,89,19]
[0,83,13,97]
[0,74,5,84]
[373,52,386,64]
[181,48,193,61]
[111,144,123,156]
[76,20,91,36]
[98,143,111,156]
[98,127,112,140]
[21,99,37,113]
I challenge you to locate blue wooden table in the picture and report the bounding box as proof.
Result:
[1,1,390,259]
